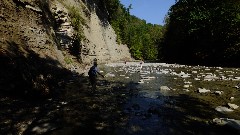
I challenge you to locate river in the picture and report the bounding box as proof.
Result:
[0,62,240,135]
[102,62,240,135]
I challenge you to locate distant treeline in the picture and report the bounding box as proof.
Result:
[100,0,240,66]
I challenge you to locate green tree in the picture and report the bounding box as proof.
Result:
[162,0,240,66]
[100,0,164,60]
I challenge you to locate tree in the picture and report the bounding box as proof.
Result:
[100,0,164,60]
[162,0,240,66]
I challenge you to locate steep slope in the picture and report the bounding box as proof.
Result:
[0,0,132,97]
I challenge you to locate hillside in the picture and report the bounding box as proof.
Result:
[0,0,132,97]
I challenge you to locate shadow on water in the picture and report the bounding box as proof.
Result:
[0,41,73,99]
[159,94,240,135]
[0,42,136,134]
[0,40,82,134]
[44,80,138,135]
[117,92,240,135]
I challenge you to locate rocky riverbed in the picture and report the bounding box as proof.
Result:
[1,62,240,135]
[103,62,240,135]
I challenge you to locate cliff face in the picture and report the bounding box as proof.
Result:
[0,0,132,69]
[0,0,132,97]
[50,0,132,65]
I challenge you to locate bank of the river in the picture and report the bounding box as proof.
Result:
[1,62,240,135]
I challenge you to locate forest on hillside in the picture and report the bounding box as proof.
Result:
[101,0,240,67]
[99,0,164,60]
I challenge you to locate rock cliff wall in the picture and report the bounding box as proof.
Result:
[0,0,132,96]
[0,0,132,73]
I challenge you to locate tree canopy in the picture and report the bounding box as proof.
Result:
[99,0,240,66]
[161,0,240,66]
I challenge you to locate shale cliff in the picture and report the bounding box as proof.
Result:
[0,0,132,97]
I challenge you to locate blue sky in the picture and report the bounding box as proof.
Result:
[120,0,176,25]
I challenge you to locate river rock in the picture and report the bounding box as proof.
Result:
[31,123,57,134]
[160,86,170,91]
[61,101,67,105]
[234,77,240,80]
[214,91,223,95]
[194,78,201,81]
[141,77,151,81]
[183,89,190,92]
[227,103,239,110]
[215,106,234,113]
[230,97,235,101]
[204,74,219,81]
[213,118,240,131]
[179,73,191,78]
[205,68,211,71]
[192,71,198,74]
[138,80,144,84]
[198,88,210,93]
[105,73,115,77]
[184,81,192,84]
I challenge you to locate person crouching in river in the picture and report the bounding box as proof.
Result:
[88,61,104,91]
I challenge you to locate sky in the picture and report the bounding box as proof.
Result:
[120,0,176,25]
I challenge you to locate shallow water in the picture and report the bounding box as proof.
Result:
[102,62,240,135]
[1,62,240,135]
